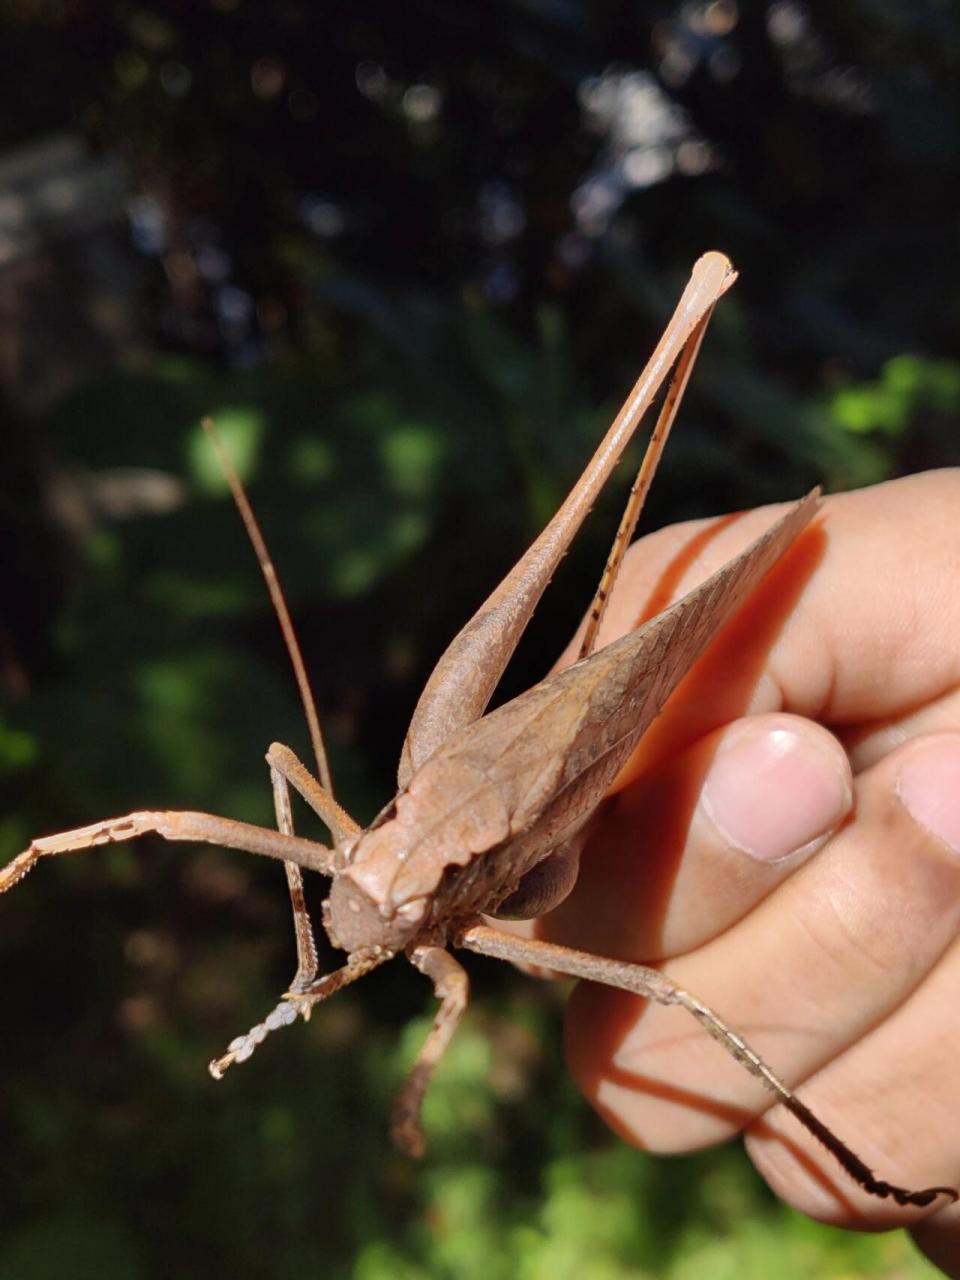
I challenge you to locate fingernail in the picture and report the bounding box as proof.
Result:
[897,736,960,855]
[701,721,851,862]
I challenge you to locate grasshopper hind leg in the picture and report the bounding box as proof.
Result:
[456,923,958,1209]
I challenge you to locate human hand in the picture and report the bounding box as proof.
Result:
[539,469,960,1272]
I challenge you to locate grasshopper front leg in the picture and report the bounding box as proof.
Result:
[209,759,342,1078]
[0,808,335,894]
[391,945,470,1157]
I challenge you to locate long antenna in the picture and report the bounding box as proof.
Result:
[201,418,333,794]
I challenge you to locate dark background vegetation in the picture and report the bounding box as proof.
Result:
[1,2,958,1276]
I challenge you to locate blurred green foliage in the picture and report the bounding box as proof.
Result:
[1,1,959,1277]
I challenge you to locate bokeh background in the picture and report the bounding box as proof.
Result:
[1,3,959,1277]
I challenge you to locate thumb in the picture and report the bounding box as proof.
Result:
[539,711,852,960]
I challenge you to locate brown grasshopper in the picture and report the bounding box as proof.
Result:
[2,252,954,1209]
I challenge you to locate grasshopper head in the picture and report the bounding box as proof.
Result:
[324,867,423,955]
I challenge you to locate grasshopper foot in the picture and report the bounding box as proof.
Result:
[390,1079,428,1159]
[208,1000,301,1078]
[0,847,40,893]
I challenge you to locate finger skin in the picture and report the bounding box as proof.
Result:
[747,926,960,1232]
[563,733,960,1227]
[539,712,853,959]
[543,472,960,1235]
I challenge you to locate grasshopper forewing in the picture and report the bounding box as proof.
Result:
[2,252,955,1209]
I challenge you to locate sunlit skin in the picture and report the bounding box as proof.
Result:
[518,468,960,1272]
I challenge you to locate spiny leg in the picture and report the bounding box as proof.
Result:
[286,946,389,1008]
[266,740,360,996]
[210,948,386,1078]
[210,764,329,1078]
[266,742,360,848]
[0,809,334,895]
[456,923,957,1209]
[267,748,361,994]
[211,949,386,1081]
[209,746,367,1078]
[274,769,319,993]
[391,945,470,1158]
